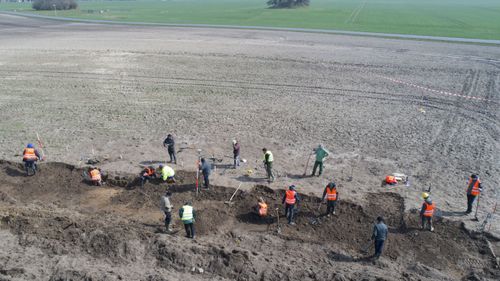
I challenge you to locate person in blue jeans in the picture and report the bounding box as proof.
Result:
[282,185,300,225]
[199,158,211,189]
[371,216,388,260]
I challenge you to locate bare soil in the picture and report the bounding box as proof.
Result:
[1,161,499,281]
[0,13,499,280]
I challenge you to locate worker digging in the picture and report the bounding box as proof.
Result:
[22,143,41,176]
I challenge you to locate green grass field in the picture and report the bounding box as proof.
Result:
[2,0,500,39]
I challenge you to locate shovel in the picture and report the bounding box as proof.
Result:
[275,208,282,234]
[224,183,242,205]
[303,152,313,176]
[472,193,480,221]
[360,240,373,254]
[347,166,353,182]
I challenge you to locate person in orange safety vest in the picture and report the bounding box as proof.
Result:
[466,174,483,214]
[322,182,338,217]
[282,185,300,225]
[420,192,435,232]
[385,175,398,185]
[140,166,157,187]
[22,143,41,175]
[88,167,102,186]
[253,197,268,218]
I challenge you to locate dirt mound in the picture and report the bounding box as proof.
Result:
[0,161,499,281]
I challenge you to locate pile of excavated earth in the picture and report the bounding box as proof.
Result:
[0,161,498,281]
[0,13,499,281]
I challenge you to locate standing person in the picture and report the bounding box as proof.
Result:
[311,144,329,176]
[163,134,176,164]
[22,143,41,175]
[282,185,300,225]
[262,148,275,183]
[140,166,156,187]
[199,158,211,189]
[179,202,196,238]
[371,216,388,260]
[420,192,435,232]
[158,164,176,183]
[160,191,173,232]
[466,174,483,214]
[321,181,338,216]
[232,140,240,169]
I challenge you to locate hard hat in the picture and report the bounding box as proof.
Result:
[159,164,164,168]
[422,192,429,199]
[232,139,237,144]
[289,185,296,190]
[27,143,34,148]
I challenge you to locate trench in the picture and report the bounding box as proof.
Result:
[0,160,498,281]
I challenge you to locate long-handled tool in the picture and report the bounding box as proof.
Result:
[275,208,281,234]
[224,183,242,205]
[360,240,373,254]
[195,149,201,195]
[303,152,313,176]
[317,201,323,212]
[472,193,481,221]
[36,132,46,161]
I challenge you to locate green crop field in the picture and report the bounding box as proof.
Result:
[1,0,500,40]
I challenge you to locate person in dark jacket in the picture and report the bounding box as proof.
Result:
[199,158,211,189]
[22,143,41,175]
[371,216,388,260]
[140,166,156,187]
[321,182,338,216]
[466,174,483,214]
[163,134,176,164]
[179,202,196,238]
[232,140,240,169]
[420,193,435,232]
[282,185,300,225]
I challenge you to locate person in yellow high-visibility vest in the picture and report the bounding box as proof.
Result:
[158,164,175,183]
[179,202,196,238]
[262,148,274,183]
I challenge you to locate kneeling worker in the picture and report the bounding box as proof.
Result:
[141,166,156,186]
[253,197,268,218]
[89,167,102,186]
[158,164,176,183]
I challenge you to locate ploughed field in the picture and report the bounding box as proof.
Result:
[0,13,499,280]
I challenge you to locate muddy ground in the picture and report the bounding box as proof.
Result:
[0,161,499,281]
[0,13,499,280]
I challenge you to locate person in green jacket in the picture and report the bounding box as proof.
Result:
[179,202,196,238]
[311,144,330,176]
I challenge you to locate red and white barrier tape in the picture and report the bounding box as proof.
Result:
[379,75,494,102]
